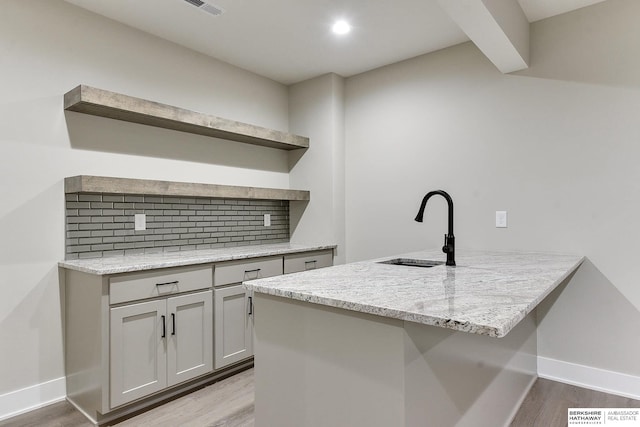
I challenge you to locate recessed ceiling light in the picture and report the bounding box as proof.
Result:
[332,20,351,35]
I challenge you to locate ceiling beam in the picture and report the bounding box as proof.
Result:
[437,0,530,73]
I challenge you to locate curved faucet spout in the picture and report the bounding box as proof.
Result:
[415,190,455,266]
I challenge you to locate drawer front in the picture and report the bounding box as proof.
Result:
[110,265,212,305]
[214,256,283,287]
[284,250,334,274]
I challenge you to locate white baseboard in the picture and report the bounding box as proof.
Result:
[538,356,640,400]
[0,377,66,422]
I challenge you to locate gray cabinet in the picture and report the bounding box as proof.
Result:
[110,299,167,407]
[211,250,335,369]
[214,285,253,369]
[64,266,214,423]
[167,292,213,386]
[63,248,333,424]
[214,256,284,286]
[109,290,212,408]
[212,256,283,369]
[284,250,334,274]
[109,291,213,407]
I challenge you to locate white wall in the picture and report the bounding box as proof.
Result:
[345,0,640,385]
[0,0,290,412]
[289,74,346,264]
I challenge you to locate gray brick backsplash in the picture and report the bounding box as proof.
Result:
[78,223,103,230]
[103,223,126,230]
[103,250,125,257]
[91,243,114,251]
[78,194,102,202]
[103,195,124,202]
[90,202,113,209]
[103,236,125,244]
[124,195,144,202]
[114,242,135,250]
[67,245,91,253]
[79,252,103,259]
[67,216,91,224]
[65,192,289,259]
[90,230,114,237]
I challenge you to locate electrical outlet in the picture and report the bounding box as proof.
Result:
[264,213,271,227]
[496,211,507,228]
[135,213,146,231]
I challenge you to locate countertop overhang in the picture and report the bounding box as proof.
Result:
[59,243,336,275]
[243,249,584,337]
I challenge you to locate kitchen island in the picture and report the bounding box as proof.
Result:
[243,249,584,427]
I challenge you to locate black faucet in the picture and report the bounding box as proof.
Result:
[414,190,455,266]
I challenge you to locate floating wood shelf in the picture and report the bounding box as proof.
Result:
[63,85,309,150]
[65,176,310,201]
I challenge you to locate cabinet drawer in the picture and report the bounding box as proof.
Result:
[284,250,333,274]
[110,265,212,305]
[214,256,283,287]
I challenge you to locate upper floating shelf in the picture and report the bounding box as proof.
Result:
[65,176,310,201]
[63,85,309,151]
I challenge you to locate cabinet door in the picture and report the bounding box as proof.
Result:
[214,285,253,369]
[166,291,213,386]
[110,300,167,408]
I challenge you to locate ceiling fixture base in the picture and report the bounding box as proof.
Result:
[182,0,224,17]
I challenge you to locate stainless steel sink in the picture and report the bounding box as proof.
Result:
[378,258,444,268]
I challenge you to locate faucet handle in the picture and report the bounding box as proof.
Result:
[442,234,450,253]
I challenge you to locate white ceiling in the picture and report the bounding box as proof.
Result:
[65,0,608,85]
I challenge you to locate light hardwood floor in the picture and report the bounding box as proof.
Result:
[1,369,638,427]
[0,369,254,427]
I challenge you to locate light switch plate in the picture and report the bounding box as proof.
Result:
[496,211,507,228]
[135,213,146,231]
[264,214,271,227]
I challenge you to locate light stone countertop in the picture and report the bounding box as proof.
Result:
[58,243,336,275]
[243,249,584,338]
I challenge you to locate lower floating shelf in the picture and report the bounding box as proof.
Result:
[64,176,310,201]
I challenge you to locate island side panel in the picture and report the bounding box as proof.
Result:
[253,291,538,427]
[253,294,406,427]
[403,312,537,427]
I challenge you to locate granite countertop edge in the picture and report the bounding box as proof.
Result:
[58,243,337,275]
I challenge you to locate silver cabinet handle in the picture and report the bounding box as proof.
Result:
[304,260,317,270]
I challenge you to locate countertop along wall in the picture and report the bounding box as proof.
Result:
[0,0,292,415]
[345,0,640,396]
